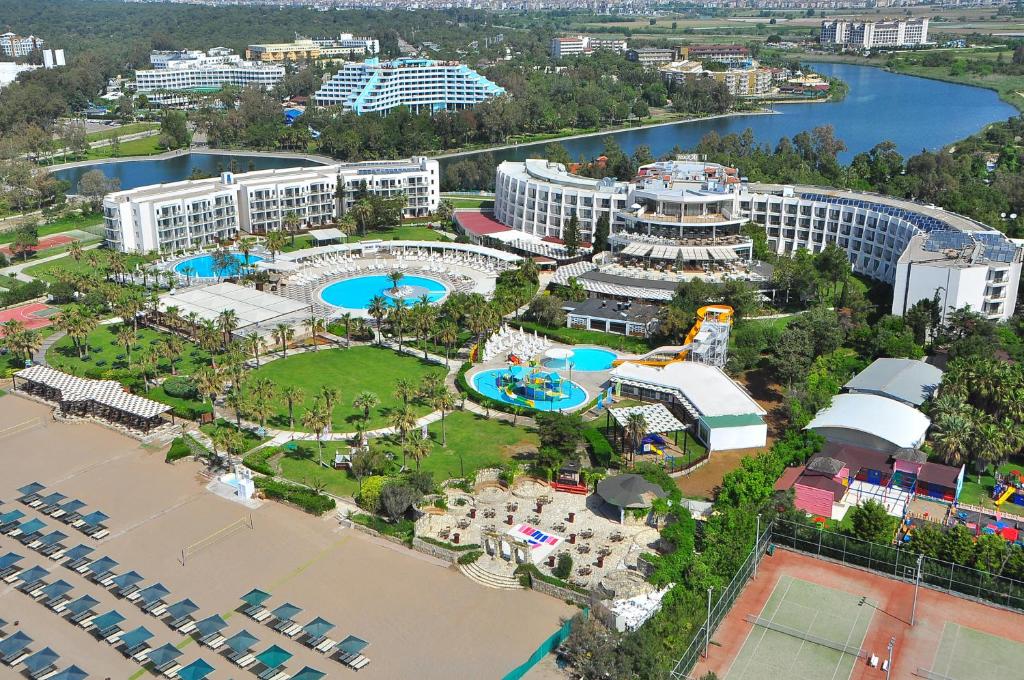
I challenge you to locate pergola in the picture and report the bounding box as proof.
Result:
[606,403,692,465]
[13,365,172,433]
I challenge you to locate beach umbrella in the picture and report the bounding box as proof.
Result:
[0,510,25,524]
[271,602,302,622]
[63,594,99,616]
[37,492,66,507]
[136,583,169,605]
[240,588,271,606]
[17,564,49,583]
[63,544,93,561]
[336,635,369,656]
[0,552,22,569]
[80,510,109,526]
[57,499,86,514]
[111,570,144,590]
[39,579,73,599]
[193,614,227,638]
[176,658,215,680]
[224,629,259,655]
[38,530,68,547]
[90,610,125,631]
[47,666,88,680]
[21,647,60,675]
[0,631,32,657]
[291,667,327,680]
[255,644,293,669]
[18,518,46,535]
[145,643,182,667]
[118,626,154,650]
[17,482,44,496]
[303,616,335,639]
[86,556,118,575]
[165,598,200,621]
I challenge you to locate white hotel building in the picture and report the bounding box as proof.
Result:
[820,18,929,49]
[136,48,284,93]
[314,58,505,115]
[103,158,439,253]
[493,159,1022,321]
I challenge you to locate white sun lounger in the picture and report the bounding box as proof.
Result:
[200,634,225,650]
[315,638,337,654]
[159,663,182,678]
[105,630,125,644]
[281,623,303,638]
[231,653,257,669]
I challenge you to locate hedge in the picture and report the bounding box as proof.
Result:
[583,427,616,467]
[165,437,193,463]
[455,361,522,416]
[161,376,198,400]
[514,563,590,595]
[417,535,481,552]
[350,513,414,543]
[243,447,276,476]
[254,476,336,515]
[457,550,483,565]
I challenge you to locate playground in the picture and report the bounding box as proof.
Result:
[692,548,1024,680]
[0,300,58,330]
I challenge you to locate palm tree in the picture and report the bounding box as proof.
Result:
[305,315,325,350]
[302,399,331,468]
[68,241,83,261]
[116,325,137,363]
[194,366,224,416]
[408,435,433,472]
[266,230,287,261]
[390,407,417,465]
[281,385,305,429]
[932,412,974,467]
[412,300,436,359]
[430,386,456,447]
[225,387,249,429]
[352,390,379,423]
[625,412,648,467]
[436,321,459,367]
[272,323,294,356]
[185,311,201,337]
[394,379,416,408]
[367,296,388,344]
[238,236,255,266]
[387,270,405,292]
[317,386,339,429]
[248,377,277,430]
[435,198,455,227]
[283,211,300,246]
[133,347,158,393]
[160,335,183,375]
[180,264,196,287]
[197,320,222,368]
[388,298,409,352]
[350,199,374,236]
[243,332,264,367]
[217,309,239,349]
[340,312,354,348]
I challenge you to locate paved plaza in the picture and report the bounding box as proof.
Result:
[0,394,573,679]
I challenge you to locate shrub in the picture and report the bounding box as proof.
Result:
[350,512,414,543]
[162,376,198,399]
[243,447,277,476]
[165,437,192,463]
[356,475,389,514]
[583,427,615,467]
[254,477,336,515]
[554,552,573,579]
[416,536,480,551]
[457,550,483,565]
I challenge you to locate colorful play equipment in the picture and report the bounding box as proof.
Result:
[493,365,570,407]
[642,433,667,456]
[507,353,523,365]
[614,305,734,369]
[993,471,1024,507]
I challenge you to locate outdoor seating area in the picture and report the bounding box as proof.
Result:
[0,618,85,679]
[479,325,552,362]
[15,482,110,540]
[239,588,371,672]
[416,476,661,591]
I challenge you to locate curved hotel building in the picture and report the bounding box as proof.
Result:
[492,159,1021,320]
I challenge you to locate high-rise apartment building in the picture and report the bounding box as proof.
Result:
[0,33,45,58]
[136,48,284,92]
[820,19,929,49]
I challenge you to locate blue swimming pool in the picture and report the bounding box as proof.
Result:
[320,275,448,310]
[174,253,263,279]
[542,347,618,372]
[472,367,588,412]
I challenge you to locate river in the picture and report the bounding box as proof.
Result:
[53,63,1017,192]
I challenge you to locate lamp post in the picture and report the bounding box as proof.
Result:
[754,513,762,579]
[912,553,923,626]
[705,586,713,658]
[885,636,895,680]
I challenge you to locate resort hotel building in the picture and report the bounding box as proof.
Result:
[550,36,629,59]
[819,18,930,49]
[245,35,380,62]
[313,58,505,114]
[135,48,285,93]
[659,59,774,98]
[483,157,1022,321]
[102,157,439,253]
[0,32,45,58]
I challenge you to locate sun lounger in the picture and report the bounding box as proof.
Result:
[200,633,225,650]
[0,631,33,666]
[17,482,45,505]
[124,642,150,659]
[315,638,337,654]
[23,647,59,680]
[48,499,84,520]
[231,653,258,669]
[0,553,23,581]
[157,662,181,678]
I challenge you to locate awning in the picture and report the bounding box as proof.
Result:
[596,474,667,509]
[609,404,688,434]
[46,665,87,680]
[37,531,67,547]
[240,588,272,606]
[0,631,32,657]
[21,646,58,674]
[176,658,215,680]
[18,482,44,496]
[17,565,49,583]
[37,492,66,507]
[308,228,346,242]
[0,552,22,569]
[18,518,46,535]
[80,511,109,527]
[271,603,302,622]
[38,579,73,599]
[194,615,228,638]
[621,243,652,257]
[224,629,260,655]
[63,545,93,561]
[58,499,86,514]
[0,510,25,523]
[255,644,293,669]
[336,635,369,656]
[86,556,118,575]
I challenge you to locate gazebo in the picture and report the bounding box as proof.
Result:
[13,365,172,433]
[307,228,346,246]
[595,474,667,523]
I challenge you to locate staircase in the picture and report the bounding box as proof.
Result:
[458,561,524,591]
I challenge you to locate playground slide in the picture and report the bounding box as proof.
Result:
[614,305,734,367]
[508,354,523,365]
[996,486,1017,506]
[650,445,665,456]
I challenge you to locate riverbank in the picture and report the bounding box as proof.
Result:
[430,109,778,160]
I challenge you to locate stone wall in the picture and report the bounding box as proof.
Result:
[529,575,593,607]
[411,537,476,564]
[346,519,408,548]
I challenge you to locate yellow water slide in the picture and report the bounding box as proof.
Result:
[613,305,734,367]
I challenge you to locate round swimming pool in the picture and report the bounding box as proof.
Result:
[320,274,448,310]
[472,367,588,412]
[174,253,263,279]
[542,347,618,372]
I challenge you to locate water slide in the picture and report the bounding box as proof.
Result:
[996,486,1017,506]
[613,305,734,367]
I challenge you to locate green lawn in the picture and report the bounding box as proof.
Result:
[249,346,447,431]
[346,226,447,243]
[0,212,103,245]
[958,459,1024,510]
[47,324,212,378]
[200,419,269,454]
[23,252,149,283]
[275,409,538,496]
[86,122,159,142]
[448,197,494,210]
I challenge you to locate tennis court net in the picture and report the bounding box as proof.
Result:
[743,615,867,659]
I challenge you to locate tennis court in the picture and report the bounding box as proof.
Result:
[922,623,1024,680]
[724,575,875,680]
[0,233,77,256]
[0,301,58,330]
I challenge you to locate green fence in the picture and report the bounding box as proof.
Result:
[502,610,585,680]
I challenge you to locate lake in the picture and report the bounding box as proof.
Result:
[53,64,1017,192]
[441,63,1018,169]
